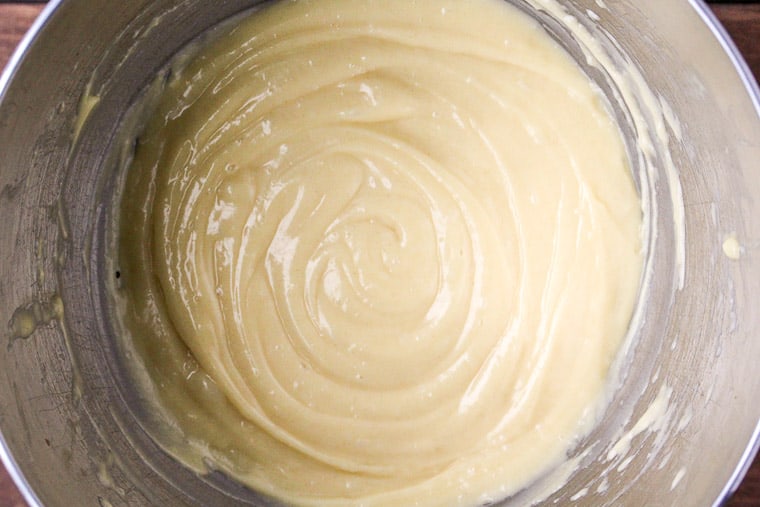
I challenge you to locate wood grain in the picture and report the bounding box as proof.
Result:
[0,468,24,507]
[712,4,760,82]
[0,4,41,71]
[0,3,759,507]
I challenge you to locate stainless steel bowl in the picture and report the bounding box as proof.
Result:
[1,1,759,505]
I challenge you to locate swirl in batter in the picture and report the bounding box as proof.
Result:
[115,0,643,505]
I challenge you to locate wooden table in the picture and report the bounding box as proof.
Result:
[1,2,759,506]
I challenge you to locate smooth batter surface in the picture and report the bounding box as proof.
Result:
[115,0,642,505]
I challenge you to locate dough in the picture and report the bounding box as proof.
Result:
[115,0,643,505]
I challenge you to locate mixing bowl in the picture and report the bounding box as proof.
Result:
[1,0,759,505]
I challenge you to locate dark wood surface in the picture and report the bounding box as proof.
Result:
[1,3,759,507]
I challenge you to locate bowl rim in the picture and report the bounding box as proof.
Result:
[1,1,759,506]
[683,2,760,502]
[689,0,760,118]
[0,2,63,504]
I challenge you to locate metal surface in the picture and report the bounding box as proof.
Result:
[0,0,759,505]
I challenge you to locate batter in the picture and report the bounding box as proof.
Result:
[114,0,643,505]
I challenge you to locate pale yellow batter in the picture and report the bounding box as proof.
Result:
[114,0,643,505]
